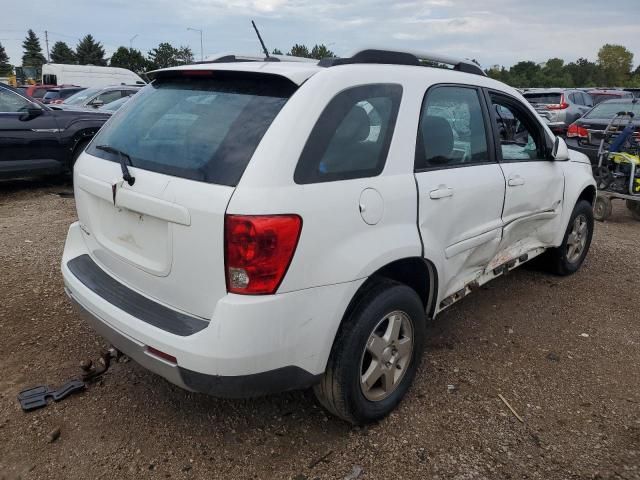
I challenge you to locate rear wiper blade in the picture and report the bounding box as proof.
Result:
[95,144,136,186]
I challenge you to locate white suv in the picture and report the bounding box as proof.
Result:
[62,49,596,424]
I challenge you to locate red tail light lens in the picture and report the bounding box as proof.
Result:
[225,215,302,295]
[567,123,588,138]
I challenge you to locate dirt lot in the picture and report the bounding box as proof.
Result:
[0,179,638,480]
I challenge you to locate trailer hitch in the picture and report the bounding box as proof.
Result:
[17,347,121,412]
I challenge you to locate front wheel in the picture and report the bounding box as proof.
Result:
[314,280,426,424]
[543,200,594,276]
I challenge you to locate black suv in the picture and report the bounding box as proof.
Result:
[0,83,110,179]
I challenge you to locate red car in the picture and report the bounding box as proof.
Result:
[587,89,634,105]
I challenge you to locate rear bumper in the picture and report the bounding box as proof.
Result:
[62,222,362,397]
[566,138,598,165]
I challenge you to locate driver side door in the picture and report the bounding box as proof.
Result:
[486,91,565,268]
[0,87,62,172]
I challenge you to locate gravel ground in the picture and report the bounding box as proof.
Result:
[0,179,638,480]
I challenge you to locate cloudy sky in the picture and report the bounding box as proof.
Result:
[2,0,639,69]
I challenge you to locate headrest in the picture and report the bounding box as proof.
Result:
[335,105,371,143]
[423,115,454,164]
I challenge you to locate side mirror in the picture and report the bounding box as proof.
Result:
[91,99,104,108]
[20,105,44,121]
[551,136,570,161]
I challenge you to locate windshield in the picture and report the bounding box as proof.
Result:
[589,92,632,105]
[585,101,640,119]
[64,87,101,105]
[87,72,296,186]
[524,93,562,104]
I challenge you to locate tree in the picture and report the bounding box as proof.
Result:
[272,48,283,55]
[597,44,633,86]
[22,29,46,68]
[175,46,194,65]
[565,58,600,87]
[75,34,106,66]
[110,47,149,73]
[508,61,541,87]
[50,41,76,64]
[539,58,573,87]
[310,44,336,60]
[148,43,193,69]
[0,41,13,76]
[288,44,310,58]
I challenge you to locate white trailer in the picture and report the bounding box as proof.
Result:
[42,64,146,88]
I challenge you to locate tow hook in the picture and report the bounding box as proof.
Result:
[17,347,121,412]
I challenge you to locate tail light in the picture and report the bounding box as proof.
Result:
[547,94,569,110]
[225,214,302,295]
[567,123,588,138]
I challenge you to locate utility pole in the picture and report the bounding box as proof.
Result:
[129,34,138,50]
[187,27,203,61]
[45,30,50,62]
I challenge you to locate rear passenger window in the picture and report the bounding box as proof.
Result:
[415,86,490,170]
[294,84,402,184]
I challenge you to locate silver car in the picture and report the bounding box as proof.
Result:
[56,85,141,110]
[523,88,593,134]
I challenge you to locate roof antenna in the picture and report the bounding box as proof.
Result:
[252,20,278,62]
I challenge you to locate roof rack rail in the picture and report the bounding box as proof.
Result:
[319,49,486,76]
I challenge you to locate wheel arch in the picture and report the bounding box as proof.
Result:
[577,184,597,206]
[345,256,439,325]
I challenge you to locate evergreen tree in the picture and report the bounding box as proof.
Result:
[22,29,46,67]
[0,41,13,76]
[50,41,76,64]
[288,44,310,58]
[110,47,149,73]
[148,43,189,69]
[272,48,283,55]
[75,34,106,66]
[310,44,336,60]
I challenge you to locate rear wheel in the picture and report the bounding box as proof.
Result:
[543,200,594,276]
[314,280,426,424]
[593,195,612,222]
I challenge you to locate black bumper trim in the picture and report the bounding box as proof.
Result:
[67,254,209,336]
[179,366,322,398]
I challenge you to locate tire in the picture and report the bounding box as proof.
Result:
[593,195,612,222]
[314,279,426,424]
[71,139,90,168]
[543,200,594,276]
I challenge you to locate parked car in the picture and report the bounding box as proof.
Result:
[97,95,133,113]
[16,84,58,101]
[41,86,86,104]
[57,85,142,110]
[62,50,596,424]
[623,88,640,99]
[0,83,110,179]
[566,98,640,164]
[587,89,634,105]
[523,88,593,133]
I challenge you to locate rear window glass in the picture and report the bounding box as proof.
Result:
[585,101,640,119]
[294,84,402,184]
[87,72,296,186]
[523,93,562,104]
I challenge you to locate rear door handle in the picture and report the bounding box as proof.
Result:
[429,185,454,199]
[508,175,525,187]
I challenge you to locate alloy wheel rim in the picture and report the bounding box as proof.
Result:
[567,214,588,264]
[359,310,414,402]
